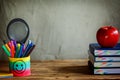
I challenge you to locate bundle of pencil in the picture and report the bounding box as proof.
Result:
[2,40,35,58]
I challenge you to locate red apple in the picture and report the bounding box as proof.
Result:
[96,26,119,48]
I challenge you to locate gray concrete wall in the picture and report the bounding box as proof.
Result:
[0,0,120,60]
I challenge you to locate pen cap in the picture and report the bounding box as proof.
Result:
[9,56,31,77]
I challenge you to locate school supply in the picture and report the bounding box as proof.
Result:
[2,40,35,58]
[88,61,120,74]
[88,43,120,74]
[6,18,30,43]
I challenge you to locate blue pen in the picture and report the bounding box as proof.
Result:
[25,44,35,57]
[25,42,33,54]
[22,40,32,57]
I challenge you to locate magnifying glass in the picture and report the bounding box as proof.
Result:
[6,18,30,43]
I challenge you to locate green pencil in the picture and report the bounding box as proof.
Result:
[2,45,11,57]
[15,43,21,58]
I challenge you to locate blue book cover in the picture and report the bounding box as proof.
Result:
[89,43,120,56]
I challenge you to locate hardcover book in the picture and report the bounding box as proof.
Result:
[89,58,120,68]
[89,43,120,56]
[88,50,120,62]
[88,61,120,74]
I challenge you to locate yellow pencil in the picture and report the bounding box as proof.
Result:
[5,44,10,52]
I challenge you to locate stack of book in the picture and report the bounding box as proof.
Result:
[88,43,120,74]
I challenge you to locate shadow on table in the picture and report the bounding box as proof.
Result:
[56,66,92,75]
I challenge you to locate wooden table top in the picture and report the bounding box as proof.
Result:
[0,59,120,80]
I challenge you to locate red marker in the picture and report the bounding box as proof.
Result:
[8,41,15,58]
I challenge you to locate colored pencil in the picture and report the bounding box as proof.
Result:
[26,45,35,57]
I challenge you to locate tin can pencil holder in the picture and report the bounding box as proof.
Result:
[9,56,31,77]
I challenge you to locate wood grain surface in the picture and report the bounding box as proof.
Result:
[0,59,120,80]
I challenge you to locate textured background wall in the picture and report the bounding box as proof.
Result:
[0,0,120,60]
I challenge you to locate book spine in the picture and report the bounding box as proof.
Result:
[94,50,120,56]
[88,50,120,61]
[95,57,120,62]
[89,57,120,67]
[94,68,120,74]
[94,62,120,67]
[89,44,120,56]
[88,61,120,74]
